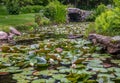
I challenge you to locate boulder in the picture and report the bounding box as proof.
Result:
[0,27,21,44]
[10,27,21,36]
[0,31,8,40]
[89,34,120,54]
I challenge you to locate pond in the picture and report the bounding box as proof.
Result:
[0,23,120,83]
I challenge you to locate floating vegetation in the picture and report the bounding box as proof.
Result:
[0,23,119,83]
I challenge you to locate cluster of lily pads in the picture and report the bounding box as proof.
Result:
[0,23,120,83]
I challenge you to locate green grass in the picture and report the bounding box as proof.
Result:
[0,4,35,30]
[0,13,35,28]
[0,4,8,15]
[0,13,35,25]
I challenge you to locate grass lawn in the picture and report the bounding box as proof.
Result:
[0,13,35,26]
[0,5,35,30]
[0,13,36,31]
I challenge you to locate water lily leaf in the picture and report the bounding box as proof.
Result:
[75,64,86,69]
[114,73,120,77]
[28,51,36,57]
[8,67,20,70]
[92,53,100,58]
[60,78,70,83]
[84,80,98,83]
[92,68,108,73]
[114,68,120,73]
[8,69,22,74]
[59,68,72,73]
[98,73,115,78]
[97,75,115,83]
[52,74,66,80]
[66,73,89,82]
[17,79,30,83]
[30,44,39,49]
[45,78,55,83]
[30,58,37,66]
[73,58,86,64]
[36,57,47,64]
[39,70,58,76]
[103,63,112,68]
[1,45,10,52]
[26,76,38,80]
[113,78,120,83]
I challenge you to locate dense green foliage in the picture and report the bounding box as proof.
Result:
[95,0,120,36]
[95,8,120,36]
[0,5,8,15]
[35,13,50,26]
[15,23,38,31]
[44,0,67,23]
[86,0,120,36]
[33,0,49,6]
[86,4,108,21]
[20,5,44,14]
[6,0,20,15]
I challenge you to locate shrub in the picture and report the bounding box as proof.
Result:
[95,7,120,36]
[35,12,50,26]
[6,0,20,15]
[114,0,120,7]
[44,0,67,23]
[86,4,108,21]
[95,4,108,16]
[20,5,44,14]
[33,0,49,6]
[15,23,38,32]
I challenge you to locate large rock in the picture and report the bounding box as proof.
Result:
[67,8,92,22]
[0,31,8,40]
[10,27,21,36]
[0,27,21,44]
[89,34,120,54]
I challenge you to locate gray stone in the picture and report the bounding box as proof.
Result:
[10,27,21,36]
[0,27,21,44]
[0,31,8,40]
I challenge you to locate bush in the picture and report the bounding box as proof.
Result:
[33,0,49,6]
[86,4,108,21]
[44,0,67,23]
[95,4,108,16]
[15,23,38,32]
[6,0,20,15]
[114,0,120,7]
[35,12,50,26]
[95,7,120,36]
[20,5,44,14]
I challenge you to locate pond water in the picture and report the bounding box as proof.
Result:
[0,23,120,83]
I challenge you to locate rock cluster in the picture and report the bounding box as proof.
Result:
[89,34,120,54]
[0,27,21,44]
